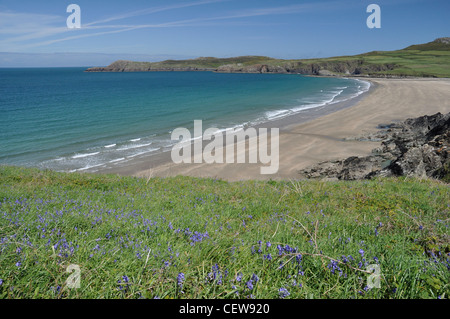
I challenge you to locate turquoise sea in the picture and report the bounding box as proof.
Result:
[0,68,370,172]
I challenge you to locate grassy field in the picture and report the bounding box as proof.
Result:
[0,166,448,299]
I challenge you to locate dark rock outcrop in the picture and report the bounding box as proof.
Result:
[214,60,397,76]
[299,112,450,180]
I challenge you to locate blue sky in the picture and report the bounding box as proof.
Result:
[0,0,449,66]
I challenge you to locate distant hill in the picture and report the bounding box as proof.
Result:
[403,37,450,51]
[86,38,450,78]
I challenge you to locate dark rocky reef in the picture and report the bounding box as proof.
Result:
[299,112,450,181]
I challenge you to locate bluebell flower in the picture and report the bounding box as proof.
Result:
[277,245,283,256]
[246,280,253,290]
[117,276,130,291]
[278,287,290,299]
[327,260,342,275]
[236,272,243,282]
[177,272,185,289]
[359,249,364,257]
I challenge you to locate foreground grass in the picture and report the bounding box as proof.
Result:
[0,166,448,299]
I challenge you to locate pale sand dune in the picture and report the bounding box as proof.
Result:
[133,78,450,182]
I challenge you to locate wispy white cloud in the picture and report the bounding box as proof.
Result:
[0,11,64,34]
[0,0,228,51]
[0,0,348,51]
[84,0,226,26]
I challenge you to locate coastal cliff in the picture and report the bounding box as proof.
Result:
[85,58,397,76]
[85,38,450,77]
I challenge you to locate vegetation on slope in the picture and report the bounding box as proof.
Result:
[0,166,448,299]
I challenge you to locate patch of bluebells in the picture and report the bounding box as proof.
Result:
[207,264,228,285]
[180,228,210,246]
[177,272,185,293]
[327,260,343,276]
[277,244,298,256]
[241,273,259,291]
[278,287,290,299]
[117,275,130,292]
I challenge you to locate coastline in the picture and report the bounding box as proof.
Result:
[95,77,450,181]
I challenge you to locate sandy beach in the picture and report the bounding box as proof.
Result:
[102,77,450,181]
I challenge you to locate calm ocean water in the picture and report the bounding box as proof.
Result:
[0,68,370,172]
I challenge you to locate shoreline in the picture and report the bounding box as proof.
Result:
[93,77,374,178]
[95,77,450,181]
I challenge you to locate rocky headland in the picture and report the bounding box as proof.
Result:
[85,58,397,77]
[85,38,450,78]
[299,112,450,181]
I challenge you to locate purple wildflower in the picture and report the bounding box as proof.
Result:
[278,287,290,299]
[327,260,342,275]
[264,253,272,261]
[117,275,130,291]
[359,249,365,257]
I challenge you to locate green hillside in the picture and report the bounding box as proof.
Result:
[86,38,450,78]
